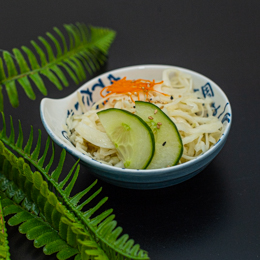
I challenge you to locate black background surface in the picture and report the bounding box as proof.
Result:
[1,1,260,259]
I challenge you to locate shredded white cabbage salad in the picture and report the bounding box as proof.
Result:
[66,69,223,168]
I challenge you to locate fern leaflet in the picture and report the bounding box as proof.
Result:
[0,193,79,260]
[0,113,149,259]
[0,196,10,260]
[0,145,110,260]
[0,22,116,110]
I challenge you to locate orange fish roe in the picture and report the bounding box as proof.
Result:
[100,77,169,103]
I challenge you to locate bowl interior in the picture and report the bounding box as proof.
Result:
[40,65,232,188]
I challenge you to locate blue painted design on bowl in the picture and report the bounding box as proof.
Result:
[201,82,214,98]
[40,65,232,190]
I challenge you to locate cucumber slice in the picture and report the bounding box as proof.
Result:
[97,108,155,169]
[135,101,183,169]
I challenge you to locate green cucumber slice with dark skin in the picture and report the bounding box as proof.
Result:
[135,101,183,169]
[97,108,155,169]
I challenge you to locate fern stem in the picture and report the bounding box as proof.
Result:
[1,43,99,85]
[0,192,79,260]
[0,23,116,110]
[0,146,108,260]
[1,138,149,259]
[0,113,150,259]
[0,196,11,260]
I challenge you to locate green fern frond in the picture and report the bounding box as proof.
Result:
[0,197,10,260]
[0,149,109,260]
[1,194,78,260]
[0,113,150,259]
[0,22,116,110]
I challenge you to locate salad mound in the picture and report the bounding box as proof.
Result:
[66,69,223,169]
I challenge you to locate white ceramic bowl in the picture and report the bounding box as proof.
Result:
[40,65,232,189]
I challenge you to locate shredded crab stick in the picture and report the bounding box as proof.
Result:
[100,77,167,102]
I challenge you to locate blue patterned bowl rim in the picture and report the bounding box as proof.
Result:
[40,64,232,181]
